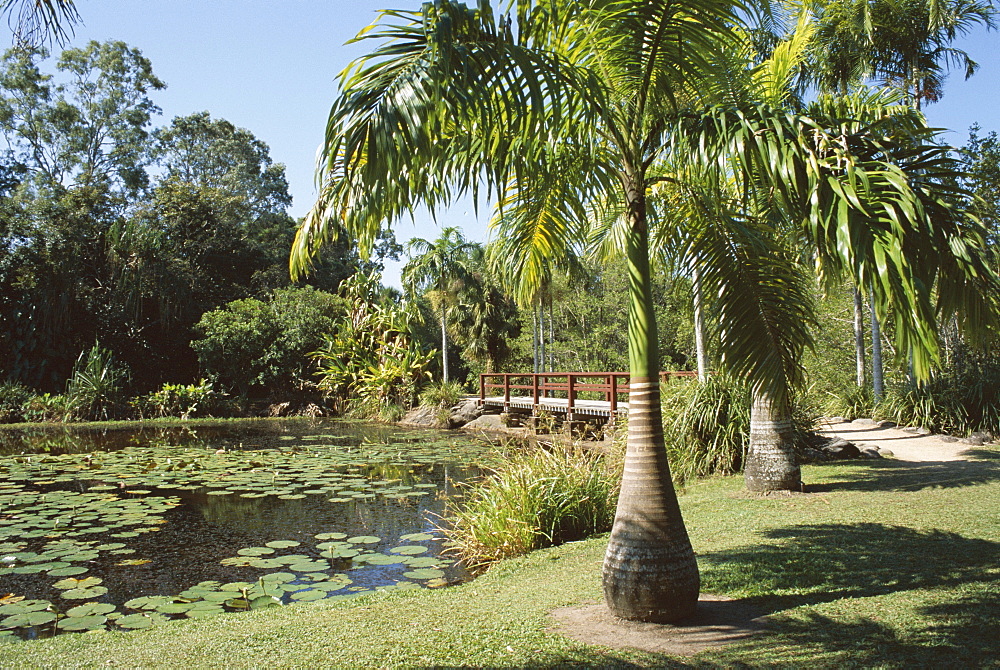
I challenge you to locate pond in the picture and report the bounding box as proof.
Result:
[0,419,491,639]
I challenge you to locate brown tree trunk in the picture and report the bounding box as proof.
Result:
[744,392,800,492]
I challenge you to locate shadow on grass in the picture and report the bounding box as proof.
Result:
[524,523,999,668]
[806,457,1000,493]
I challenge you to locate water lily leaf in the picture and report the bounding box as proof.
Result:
[124,595,174,611]
[404,556,448,568]
[2,610,56,628]
[115,558,151,566]
[357,554,407,566]
[389,545,427,555]
[0,600,51,616]
[116,613,154,629]
[399,532,435,542]
[66,603,116,617]
[238,547,276,557]
[288,589,325,602]
[346,536,380,545]
[249,595,282,609]
[264,540,301,549]
[260,572,296,583]
[52,576,102,590]
[220,582,254,592]
[61,586,108,600]
[57,614,107,631]
[0,595,23,606]
[314,532,348,541]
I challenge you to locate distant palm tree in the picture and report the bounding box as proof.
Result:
[401,227,479,383]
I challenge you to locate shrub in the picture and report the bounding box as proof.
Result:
[419,380,465,409]
[133,380,223,419]
[442,444,619,571]
[873,352,1000,436]
[192,286,344,396]
[0,381,32,423]
[313,273,434,418]
[659,374,814,484]
[64,344,128,421]
[22,393,73,422]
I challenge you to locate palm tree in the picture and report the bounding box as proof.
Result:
[401,227,479,383]
[291,0,996,621]
[1,0,78,46]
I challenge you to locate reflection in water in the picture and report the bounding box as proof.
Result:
[0,419,489,620]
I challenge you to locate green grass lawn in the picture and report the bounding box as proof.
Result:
[5,450,999,668]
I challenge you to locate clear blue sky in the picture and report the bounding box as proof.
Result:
[4,1,998,285]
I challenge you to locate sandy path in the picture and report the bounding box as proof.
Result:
[816,419,978,462]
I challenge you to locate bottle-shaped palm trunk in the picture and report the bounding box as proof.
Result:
[744,392,800,492]
[601,190,699,623]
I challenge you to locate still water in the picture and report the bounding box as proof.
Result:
[0,419,490,637]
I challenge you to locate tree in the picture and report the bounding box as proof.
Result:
[292,0,996,622]
[401,227,479,383]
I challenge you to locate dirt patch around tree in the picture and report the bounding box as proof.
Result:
[549,595,769,656]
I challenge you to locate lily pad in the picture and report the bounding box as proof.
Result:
[403,568,445,580]
[66,603,116,617]
[61,586,108,600]
[265,540,301,549]
[1,610,56,628]
[116,613,155,629]
[57,615,107,631]
[389,545,428,555]
[346,536,380,545]
[314,532,348,541]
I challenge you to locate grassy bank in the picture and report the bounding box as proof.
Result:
[4,451,999,668]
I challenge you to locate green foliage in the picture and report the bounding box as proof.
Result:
[443,444,619,571]
[418,381,465,409]
[192,287,344,396]
[64,343,127,421]
[133,380,223,420]
[0,380,32,423]
[312,273,434,418]
[873,352,1000,436]
[660,376,752,484]
[22,392,73,422]
[657,375,816,484]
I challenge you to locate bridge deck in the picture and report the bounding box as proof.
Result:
[479,395,627,417]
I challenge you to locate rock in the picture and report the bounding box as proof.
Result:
[461,413,506,432]
[878,421,897,428]
[399,405,443,428]
[826,437,852,449]
[822,441,861,459]
[851,418,878,426]
[940,435,959,443]
[860,448,882,459]
[827,416,846,424]
[448,398,482,428]
[880,449,894,458]
[959,435,986,446]
[971,431,994,443]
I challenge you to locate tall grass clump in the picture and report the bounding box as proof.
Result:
[419,380,465,409]
[660,374,814,484]
[874,352,1000,436]
[443,444,619,571]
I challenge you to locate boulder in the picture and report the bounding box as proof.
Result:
[399,405,442,428]
[851,418,878,427]
[822,440,861,459]
[859,448,882,459]
[448,398,483,428]
[959,435,986,446]
[461,413,506,432]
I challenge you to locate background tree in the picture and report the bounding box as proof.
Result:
[401,227,479,383]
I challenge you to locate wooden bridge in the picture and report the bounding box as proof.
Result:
[478,371,699,425]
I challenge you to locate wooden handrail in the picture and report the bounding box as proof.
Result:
[479,371,701,414]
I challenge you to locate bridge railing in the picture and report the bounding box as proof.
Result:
[479,371,699,415]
